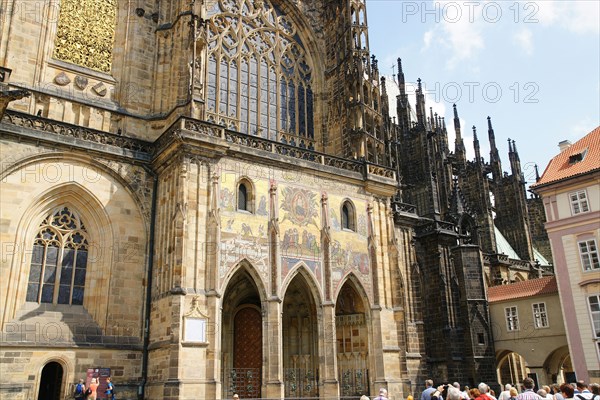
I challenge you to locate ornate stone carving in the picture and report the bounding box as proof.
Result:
[92,82,107,97]
[184,296,209,319]
[74,76,89,90]
[54,72,71,86]
[53,0,116,73]
[3,110,153,154]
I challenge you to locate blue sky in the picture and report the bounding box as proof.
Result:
[366,0,599,186]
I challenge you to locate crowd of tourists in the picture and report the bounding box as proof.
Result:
[413,378,599,400]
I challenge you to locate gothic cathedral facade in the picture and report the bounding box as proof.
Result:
[0,0,550,399]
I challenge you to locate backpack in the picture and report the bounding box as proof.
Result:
[84,387,92,397]
[74,383,84,396]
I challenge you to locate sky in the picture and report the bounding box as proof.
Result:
[365,0,600,187]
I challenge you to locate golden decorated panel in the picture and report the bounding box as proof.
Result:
[53,0,116,73]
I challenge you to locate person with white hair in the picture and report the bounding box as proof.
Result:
[448,387,463,400]
[453,382,469,400]
[478,383,497,400]
[374,387,389,400]
[499,384,513,400]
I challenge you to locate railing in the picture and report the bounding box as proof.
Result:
[284,368,319,398]
[3,109,397,181]
[223,368,261,399]
[158,116,395,180]
[2,110,154,156]
[415,219,458,236]
[391,201,418,215]
[339,368,369,398]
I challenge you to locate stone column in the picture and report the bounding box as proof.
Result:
[370,306,388,393]
[321,301,340,398]
[263,297,284,399]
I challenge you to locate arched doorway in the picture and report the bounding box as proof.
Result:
[336,280,369,398]
[282,272,319,398]
[38,361,63,400]
[544,347,574,384]
[497,350,529,387]
[222,269,263,399]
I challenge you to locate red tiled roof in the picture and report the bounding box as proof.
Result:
[532,126,600,188]
[488,276,558,303]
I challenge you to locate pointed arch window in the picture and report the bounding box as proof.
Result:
[205,0,314,142]
[238,183,248,211]
[26,207,89,305]
[341,201,356,231]
[237,179,254,212]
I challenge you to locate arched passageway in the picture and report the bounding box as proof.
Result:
[497,350,529,386]
[38,362,63,400]
[544,347,574,384]
[282,272,319,398]
[221,268,263,399]
[336,280,370,398]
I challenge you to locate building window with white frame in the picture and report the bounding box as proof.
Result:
[579,239,600,271]
[532,302,549,328]
[505,306,519,331]
[588,295,600,338]
[570,190,590,215]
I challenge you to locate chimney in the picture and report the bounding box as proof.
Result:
[558,140,572,152]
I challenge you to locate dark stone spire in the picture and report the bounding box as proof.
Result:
[453,104,466,165]
[488,116,502,180]
[415,78,426,127]
[473,125,482,164]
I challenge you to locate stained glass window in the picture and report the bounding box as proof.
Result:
[206,0,314,142]
[26,207,89,305]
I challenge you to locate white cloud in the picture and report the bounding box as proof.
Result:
[535,1,600,35]
[420,1,486,69]
[568,118,599,141]
[440,18,485,69]
[514,28,533,55]
[423,30,434,50]
[419,1,598,70]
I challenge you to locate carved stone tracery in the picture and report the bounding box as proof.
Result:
[53,0,117,73]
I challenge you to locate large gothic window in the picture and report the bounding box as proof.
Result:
[53,0,116,73]
[26,207,89,305]
[206,0,315,143]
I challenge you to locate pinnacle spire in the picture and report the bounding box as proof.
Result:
[473,125,482,164]
[488,116,502,179]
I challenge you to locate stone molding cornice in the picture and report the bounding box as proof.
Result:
[2,111,399,192]
[1,110,153,161]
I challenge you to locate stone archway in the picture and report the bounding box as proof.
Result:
[335,280,369,398]
[38,361,63,400]
[543,346,573,384]
[221,269,263,399]
[282,273,319,398]
[497,350,529,386]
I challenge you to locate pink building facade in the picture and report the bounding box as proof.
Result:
[532,127,600,382]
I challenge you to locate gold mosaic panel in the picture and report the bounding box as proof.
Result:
[53,0,116,73]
